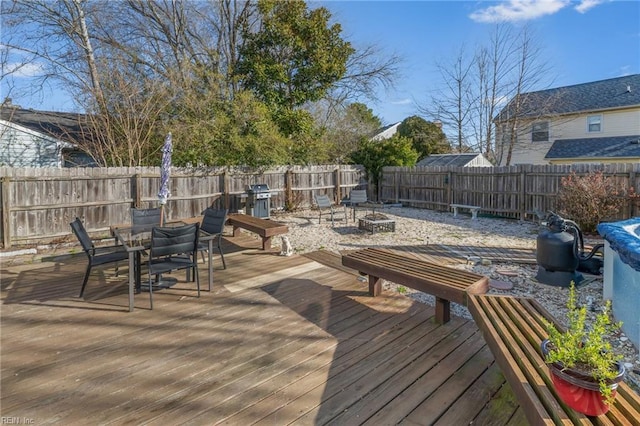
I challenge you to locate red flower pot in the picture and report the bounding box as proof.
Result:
[541,339,626,416]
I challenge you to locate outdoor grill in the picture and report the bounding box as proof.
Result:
[246,183,271,219]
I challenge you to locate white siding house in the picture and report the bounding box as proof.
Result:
[494,75,640,165]
[0,119,73,167]
[370,122,401,141]
[0,106,95,167]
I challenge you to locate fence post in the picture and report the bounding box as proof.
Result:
[285,168,293,210]
[132,174,142,208]
[223,169,230,210]
[334,167,341,203]
[519,168,527,221]
[394,170,399,203]
[2,176,11,248]
[446,171,453,208]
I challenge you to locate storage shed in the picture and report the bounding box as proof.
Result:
[416,153,493,167]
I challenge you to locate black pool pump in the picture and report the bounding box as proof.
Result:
[535,212,604,287]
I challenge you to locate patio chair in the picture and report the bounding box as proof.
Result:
[130,207,165,283]
[342,189,368,221]
[70,217,130,298]
[131,207,164,232]
[146,223,200,309]
[314,194,347,226]
[198,207,228,269]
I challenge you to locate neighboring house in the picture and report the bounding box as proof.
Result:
[370,121,401,141]
[416,153,492,167]
[494,74,640,165]
[0,104,96,167]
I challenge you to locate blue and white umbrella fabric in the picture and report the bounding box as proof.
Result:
[158,133,173,224]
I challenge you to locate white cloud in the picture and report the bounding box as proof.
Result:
[469,0,570,23]
[5,62,43,78]
[575,0,609,13]
[618,65,632,76]
[390,98,412,105]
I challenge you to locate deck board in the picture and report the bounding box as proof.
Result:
[1,234,522,425]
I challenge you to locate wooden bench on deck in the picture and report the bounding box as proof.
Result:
[341,247,489,324]
[468,294,640,425]
[226,213,288,250]
[450,203,481,220]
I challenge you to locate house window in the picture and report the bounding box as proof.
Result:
[587,115,602,132]
[532,121,549,142]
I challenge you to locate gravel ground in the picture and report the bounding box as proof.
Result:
[270,206,640,392]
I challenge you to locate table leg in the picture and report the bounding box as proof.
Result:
[208,239,213,291]
[128,252,136,312]
[135,251,142,293]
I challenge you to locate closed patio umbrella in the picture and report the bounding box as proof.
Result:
[158,133,172,225]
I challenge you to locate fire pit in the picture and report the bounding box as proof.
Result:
[358,213,396,234]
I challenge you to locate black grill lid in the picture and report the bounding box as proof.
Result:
[247,183,270,193]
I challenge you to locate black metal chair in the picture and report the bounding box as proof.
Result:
[131,207,165,283]
[70,217,130,298]
[198,208,228,270]
[146,223,200,309]
[131,207,164,231]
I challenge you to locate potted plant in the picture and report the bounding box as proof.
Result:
[541,283,626,416]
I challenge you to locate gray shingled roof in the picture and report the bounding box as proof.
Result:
[1,106,88,142]
[416,153,488,167]
[495,74,640,122]
[545,135,640,160]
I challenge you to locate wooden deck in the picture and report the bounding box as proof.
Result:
[1,234,527,425]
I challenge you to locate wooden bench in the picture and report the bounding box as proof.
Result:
[468,294,640,425]
[450,203,481,220]
[226,213,288,250]
[341,247,489,324]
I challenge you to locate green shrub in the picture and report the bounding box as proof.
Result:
[557,171,635,233]
[543,283,623,405]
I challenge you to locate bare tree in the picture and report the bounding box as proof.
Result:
[418,24,554,163]
[2,0,404,166]
[495,25,553,165]
[210,0,260,97]
[2,0,106,107]
[419,46,475,151]
[471,24,514,159]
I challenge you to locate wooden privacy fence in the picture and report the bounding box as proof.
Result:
[380,163,640,221]
[0,165,366,248]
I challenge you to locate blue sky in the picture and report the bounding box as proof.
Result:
[4,0,640,126]
[319,0,640,124]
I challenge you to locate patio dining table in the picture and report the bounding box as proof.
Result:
[111,217,216,312]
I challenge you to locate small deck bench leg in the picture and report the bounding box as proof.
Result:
[262,236,272,250]
[435,297,450,324]
[452,207,459,217]
[233,225,242,237]
[368,275,382,296]
[471,209,479,220]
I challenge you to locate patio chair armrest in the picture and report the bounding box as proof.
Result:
[90,244,127,255]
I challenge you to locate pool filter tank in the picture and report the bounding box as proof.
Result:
[536,212,603,287]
